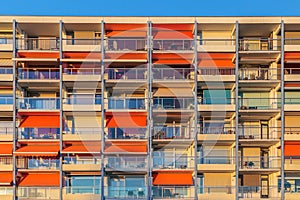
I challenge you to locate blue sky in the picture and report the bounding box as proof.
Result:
[1,0,299,16]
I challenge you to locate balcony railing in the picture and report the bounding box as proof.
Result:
[198,186,235,194]
[284,68,300,75]
[239,38,281,51]
[64,97,102,105]
[17,38,59,51]
[239,68,278,80]
[153,68,193,80]
[0,187,13,195]
[105,156,147,171]
[0,37,13,45]
[107,127,147,140]
[108,98,145,109]
[63,157,101,165]
[153,39,193,51]
[0,97,13,105]
[285,98,300,104]
[285,156,300,166]
[0,157,13,165]
[64,127,101,135]
[18,68,60,80]
[239,156,280,169]
[18,128,60,140]
[198,68,235,75]
[17,158,59,170]
[198,97,234,105]
[64,68,101,75]
[239,98,279,110]
[199,156,234,164]
[153,126,194,139]
[198,38,236,46]
[238,126,279,140]
[105,186,147,199]
[153,98,194,110]
[64,186,101,194]
[105,68,146,80]
[18,98,60,110]
[106,39,146,51]
[285,38,300,45]
[0,68,13,74]
[153,155,193,169]
[153,186,195,199]
[64,38,101,46]
[198,127,235,134]
[0,127,13,135]
[18,187,59,199]
[238,186,280,199]
[284,127,300,134]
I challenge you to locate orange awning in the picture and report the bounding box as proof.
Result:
[285,52,300,63]
[106,112,147,128]
[198,53,234,67]
[19,115,60,128]
[15,144,59,157]
[153,31,193,39]
[153,172,193,186]
[0,143,13,155]
[105,24,147,31]
[18,173,59,186]
[63,52,101,60]
[0,173,12,186]
[285,83,300,87]
[285,142,300,156]
[105,141,147,153]
[152,24,194,31]
[152,53,193,65]
[17,52,59,59]
[63,142,101,154]
[106,31,146,38]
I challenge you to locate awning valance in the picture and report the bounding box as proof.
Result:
[19,115,60,128]
[18,173,59,186]
[106,112,147,128]
[153,172,193,186]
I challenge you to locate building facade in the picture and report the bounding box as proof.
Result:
[0,16,299,200]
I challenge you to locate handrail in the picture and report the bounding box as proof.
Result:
[64,68,101,75]
[0,97,13,105]
[239,38,281,51]
[198,97,235,105]
[199,156,235,164]
[284,68,300,74]
[197,68,235,75]
[18,68,60,79]
[17,38,59,51]
[108,98,145,109]
[239,156,280,169]
[63,38,101,45]
[153,39,193,51]
[105,68,146,80]
[239,68,278,80]
[152,68,193,80]
[106,38,146,51]
[17,97,60,110]
[153,98,194,110]
[0,68,13,74]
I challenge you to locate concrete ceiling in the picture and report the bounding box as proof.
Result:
[18,23,59,37]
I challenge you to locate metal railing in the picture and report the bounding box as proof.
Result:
[284,68,300,75]
[64,127,101,135]
[283,127,300,134]
[0,37,13,45]
[18,68,60,80]
[285,156,300,165]
[0,127,13,135]
[198,68,235,75]
[106,39,146,51]
[239,156,280,169]
[63,97,102,105]
[108,98,145,109]
[198,38,235,46]
[152,186,195,199]
[198,97,235,105]
[64,186,101,194]
[198,186,235,194]
[18,128,60,140]
[105,68,146,80]
[63,157,101,165]
[153,155,193,169]
[285,38,300,45]
[0,157,13,165]
[18,98,60,110]
[0,97,13,105]
[153,98,194,110]
[153,126,194,139]
[0,68,13,74]
[239,98,280,110]
[17,38,59,51]
[152,68,193,80]
[238,126,280,139]
[285,98,300,104]
[238,186,280,199]
[17,187,60,199]
[153,39,193,51]
[105,156,147,170]
[198,127,235,134]
[239,68,278,80]
[0,187,13,195]
[17,158,59,170]
[239,38,281,51]
[199,156,234,164]
[107,127,147,140]
[63,38,101,45]
[63,68,101,75]
[105,186,147,198]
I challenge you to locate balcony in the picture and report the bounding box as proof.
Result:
[239,156,280,171]
[152,186,195,199]
[17,98,60,111]
[0,187,13,200]
[63,38,101,52]
[17,38,59,51]
[153,126,194,140]
[18,128,60,140]
[105,156,147,171]
[239,38,281,52]
[197,127,235,143]
[198,68,235,82]
[153,98,194,110]
[285,157,300,171]
[63,156,101,171]
[17,187,59,200]
[198,97,235,112]
[63,186,101,200]
[106,39,146,51]
[17,158,59,171]
[63,68,101,82]
[0,68,13,81]
[63,127,101,141]
[285,38,300,51]
[105,68,146,81]
[107,98,145,110]
[238,126,280,142]
[198,39,235,52]
[18,68,60,80]
[238,186,280,199]
[285,98,300,111]
[0,157,13,171]
[153,68,193,81]
[63,97,102,111]
[0,127,13,141]
[105,186,147,199]
[197,156,235,172]
[153,39,193,51]
[153,155,193,170]
[284,127,300,140]
[0,97,13,112]
[284,68,300,81]
[198,186,235,200]
[0,37,13,51]
[107,127,147,140]
[239,68,278,81]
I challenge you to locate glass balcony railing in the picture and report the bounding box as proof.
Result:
[285,98,300,104]
[17,187,59,199]
[105,68,146,80]
[153,68,193,80]
[64,186,101,195]
[0,187,13,195]
[105,156,147,170]
[17,158,59,170]
[17,38,59,51]
[106,39,146,51]
[239,68,278,80]
[63,97,101,105]
[105,186,147,199]
[18,68,60,80]
[0,157,13,165]
[153,98,194,110]
[107,127,147,140]
[239,38,281,51]
[64,38,101,46]
[18,98,60,110]
[153,155,193,169]
[285,38,300,45]
[198,186,235,194]
[153,39,193,51]
[198,127,235,134]
[0,97,13,105]
[18,128,60,140]
[0,37,13,45]
[238,186,279,199]
[199,156,234,164]
[153,126,194,139]
[285,156,300,166]
[284,68,300,75]
[63,157,101,165]
[238,126,279,140]
[239,98,279,110]
[0,68,13,74]
[0,127,13,135]
[108,98,145,109]
[239,156,280,169]
[63,68,101,75]
[198,68,235,75]
[198,38,236,46]
[284,127,300,134]
[64,127,101,135]
[153,186,195,199]
[198,97,234,105]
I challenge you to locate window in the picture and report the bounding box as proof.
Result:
[203,90,231,104]
[66,176,101,194]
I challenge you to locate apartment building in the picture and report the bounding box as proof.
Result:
[0,16,299,200]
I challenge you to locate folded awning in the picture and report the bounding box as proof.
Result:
[15,144,59,157]
[62,142,101,154]
[0,143,13,155]
[19,115,60,128]
[18,173,59,186]
[153,172,193,186]
[153,31,193,39]
[285,142,300,156]
[106,31,146,37]
[152,53,193,65]
[106,112,147,128]
[105,141,147,154]
[0,173,12,186]
[198,53,235,67]
[153,88,193,97]
[285,52,300,63]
